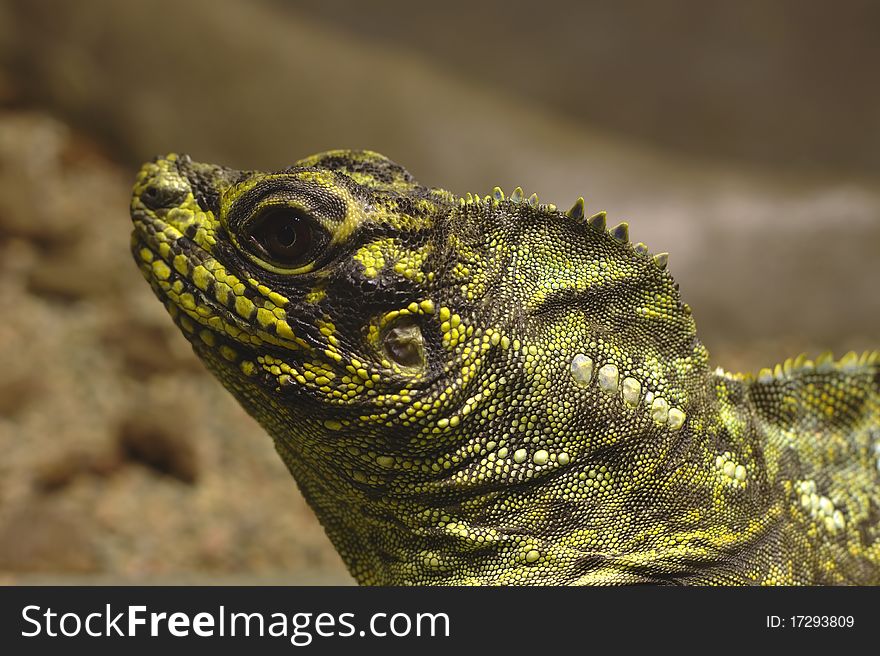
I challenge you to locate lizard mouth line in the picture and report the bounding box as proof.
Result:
[130,210,267,353]
[130,208,307,358]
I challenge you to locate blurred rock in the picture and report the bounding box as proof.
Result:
[117,410,199,484]
[26,256,118,302]
[33,448,122,493]
[101,318,202,378]
[0,502,100,573]
[0,375,41,418]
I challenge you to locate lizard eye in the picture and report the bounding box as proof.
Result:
[247,207,325,268]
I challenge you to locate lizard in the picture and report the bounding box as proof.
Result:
[129,150,880,585]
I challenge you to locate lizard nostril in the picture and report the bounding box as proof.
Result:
[140,182,185,210]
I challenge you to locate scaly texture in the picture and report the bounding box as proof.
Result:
[129,151,880,585]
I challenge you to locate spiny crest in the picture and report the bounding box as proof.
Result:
[741,350,880,384]
[610,222,629,243]
[473,186,557,211]
[587,210,606,231]
[489,186,671,271]
[567,197,585,220]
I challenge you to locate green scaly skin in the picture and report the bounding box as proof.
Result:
[129,150,880,585]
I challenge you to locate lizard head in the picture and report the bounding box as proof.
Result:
[130,150,711,584]
[130,150,477,432]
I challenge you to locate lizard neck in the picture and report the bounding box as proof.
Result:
[269,366,781,585]
[280,361,878,586]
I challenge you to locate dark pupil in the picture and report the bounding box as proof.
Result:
[275,222,298,248]
[254,209,313,263]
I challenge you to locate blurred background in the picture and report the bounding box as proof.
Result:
[0,0,876,584]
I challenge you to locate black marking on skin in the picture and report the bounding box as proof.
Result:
[338,225,438,260]
[380,192,448,220]
[170,235,213,268]
[177,160,226,214]
[323,257,426,313]
[299,153,415,185]
[190,183,220,215]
